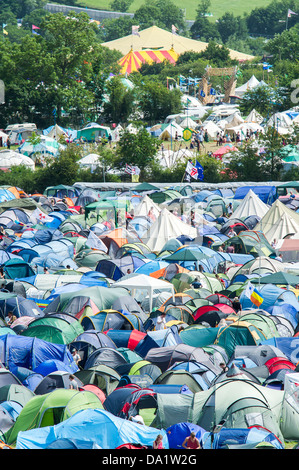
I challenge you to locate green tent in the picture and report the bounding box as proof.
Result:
[75,365,121,395]
[21,316,84,344]
[149,189,182,204]
[0,384,35,408]
[215,320,267,357]
[180,324,219,348]
[133,182,160,192]
[251,271,299,286]
[5,389,103,445]
[3,259,35,280]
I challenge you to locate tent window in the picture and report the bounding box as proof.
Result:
[245,412,263,427]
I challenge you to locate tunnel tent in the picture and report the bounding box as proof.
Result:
[20,315,84,345]
[5,388,104,445]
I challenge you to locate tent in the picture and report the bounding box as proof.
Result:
[102,25,254,62]
[255,199,299,244]
[18,135,63,158]
[5,389,103,445]
[113,273,175,313]
[141,207,197,252]
[118,49,179,75]
[0,150,35,171]
[230,189,269,220]
[16,408,169,449]
[234,75,261,98]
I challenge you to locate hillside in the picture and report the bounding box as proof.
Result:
[78,0,273,20]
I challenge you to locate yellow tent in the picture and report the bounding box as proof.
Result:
[118,48,179,74]
[102,25,255,62]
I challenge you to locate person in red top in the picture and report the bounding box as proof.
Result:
[182,432,201,449]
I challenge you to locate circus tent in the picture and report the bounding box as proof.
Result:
[118,48,179,75]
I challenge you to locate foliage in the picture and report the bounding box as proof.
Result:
[139,78,182,123]
[103,76,136,123]
[116,128,160,176]
[110,0,133,12]
[239,85,288,117]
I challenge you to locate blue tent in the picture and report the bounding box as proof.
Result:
[233,185,277,205]
[0,335,77,373]
[16,408,169,449]
[262,337,299,365]
[166,422,206,449]
[240,284,299,313]
[203,426,284,449]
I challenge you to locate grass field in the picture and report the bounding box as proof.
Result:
[78,0,272,21]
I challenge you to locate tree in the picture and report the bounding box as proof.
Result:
[190,0,220,41]
[134,0,186,32]
[110,0,133,12]
[266,27,299,63]
[139,78,182,123]
[116,128,160,176]
[103,76,135,123]
[217,13,248,43]
[198,41,235,67]
[239,84,288,117]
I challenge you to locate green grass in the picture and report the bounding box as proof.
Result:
[78,0,273,21]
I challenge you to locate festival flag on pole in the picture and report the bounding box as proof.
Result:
[244,281,264,307]
[195,161,204,181]
[2,24,8,35]
[32,24,40,35]
[132,25,140,36]
[185,161,198,180]
[287,9,297,17]
[172,24,178,35]
[125,164,140,175]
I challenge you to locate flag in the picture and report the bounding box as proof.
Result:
[200,89,206,97]
[287,9,297,17]
[125,164,140,175]
[185,161,198,179]
[209,88,216,95]
[172,24,178,35]
[2,24,8,35]
[32,24,40,35]
[195,161,204,181]
[31,208,54,224]
[86,230,108,252]
[132,25,140,36]
[244,281,264,307]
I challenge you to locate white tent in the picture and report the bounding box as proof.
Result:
[0,131,8,144]
[159,122,184,141]
[234,75,260,98]
[0,150,35,170]
[255,199,299,244]
[46,124,68,140]
[179,117,199,129]
[219,112,244,130]
[78,153,101,171]
[112,273,175,312]
[202,121,222,139]
[231,189,270,220]
[266,112,293,135]
[245,109,264,124]
[134,194,161,219]
[141,207,197,252]
[156,149,175,168]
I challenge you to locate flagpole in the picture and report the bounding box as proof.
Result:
[286,10,289,30]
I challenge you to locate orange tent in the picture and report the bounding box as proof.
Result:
[118,48,179,75]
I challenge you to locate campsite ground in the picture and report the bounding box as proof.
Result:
[79,0,272,21]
